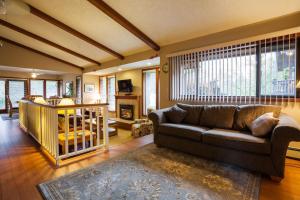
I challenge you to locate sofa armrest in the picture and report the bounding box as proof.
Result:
[270,114,300,177]
[148,107,172,141]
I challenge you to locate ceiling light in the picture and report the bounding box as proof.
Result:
[0,0,6,15]
[147,62,152,66]
[118,68,122,71]
[31,73,37,78]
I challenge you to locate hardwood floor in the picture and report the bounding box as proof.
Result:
[0,117,299,200]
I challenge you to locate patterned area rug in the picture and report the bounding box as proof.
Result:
[38,144,261,200]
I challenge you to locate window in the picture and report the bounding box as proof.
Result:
[99,76,107,103]
[46,80,58,98]
[99,75,116,111]
[107,76,116,111]
[30,80,44,96]
[143,68,159,115]
[76,76,82,104]
[169,33,298,104]
[0,80,5,110]
[8,80,25,108]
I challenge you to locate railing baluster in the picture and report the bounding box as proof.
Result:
[89,110,93,148]
[82,108,86,149]
[96,108,100,146]
[64,109,69,155]
[74,109,77,152]
[102,105,109,150]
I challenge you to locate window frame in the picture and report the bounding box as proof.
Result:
[29,78,62,98]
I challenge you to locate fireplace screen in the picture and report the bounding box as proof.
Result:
[120,104,134,120]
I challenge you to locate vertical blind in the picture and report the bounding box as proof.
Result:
[169,33,298,105]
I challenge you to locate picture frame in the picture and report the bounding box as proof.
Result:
[84,84,95,93]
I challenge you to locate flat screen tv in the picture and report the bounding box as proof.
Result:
[118,79,133,93]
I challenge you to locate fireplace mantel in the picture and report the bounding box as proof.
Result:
[115,95,140,100]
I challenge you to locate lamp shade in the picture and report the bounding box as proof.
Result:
[33,97,48,105]
[58,98,75,106]
[296,81,300,89]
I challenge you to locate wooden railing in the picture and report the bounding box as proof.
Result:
[19,100,109,166]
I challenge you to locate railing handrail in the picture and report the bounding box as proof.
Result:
[20,100,109,109]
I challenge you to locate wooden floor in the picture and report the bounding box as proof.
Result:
[0,118,300,200]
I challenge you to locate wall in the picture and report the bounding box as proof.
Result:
[82,74,100,104]
[115,69,143,96]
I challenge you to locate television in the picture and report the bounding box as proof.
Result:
[118,79,133,93]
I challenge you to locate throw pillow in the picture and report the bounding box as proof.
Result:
[164,106,187,123]
[248,112,279,137]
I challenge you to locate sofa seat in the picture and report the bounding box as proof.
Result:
[159,123,209,142]
[202,128,271,154]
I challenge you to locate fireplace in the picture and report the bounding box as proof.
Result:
[119,104,134,120]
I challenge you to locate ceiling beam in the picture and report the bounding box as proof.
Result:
[0,19,101,65]
[29,5,124,60]
[88,0,160,51]
[0,36,83,70]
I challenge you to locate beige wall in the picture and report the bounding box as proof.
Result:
[0,42,82,74]
[82,74,99,104]
[115,69,143,95]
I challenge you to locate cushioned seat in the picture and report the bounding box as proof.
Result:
[202,128,271,154]
[159,123,209,142]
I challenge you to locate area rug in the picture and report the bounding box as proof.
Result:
[1,113,19,120]
[38,144,260,200]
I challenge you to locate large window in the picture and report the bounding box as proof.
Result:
[46,80,58,98]
[143,68,159,115]
[8,80,25,108]
[99,75,116,111]
[30,80,44,96]
[169,33,298,104]
[99,76,107,103]
[107,76,116,111]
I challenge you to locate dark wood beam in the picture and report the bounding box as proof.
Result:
[88,0,160,51]
[0,19,101,65]
[29,5,124,60]
[0,36,83,70]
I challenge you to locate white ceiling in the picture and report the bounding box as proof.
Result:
[87,57,160,76]
[0,0,300,70]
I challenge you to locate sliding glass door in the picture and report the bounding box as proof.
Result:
[8,80,26,108]
[143,68,159,115]
[0,80,5,110]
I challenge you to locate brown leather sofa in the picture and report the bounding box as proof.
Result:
[148,104,300,180]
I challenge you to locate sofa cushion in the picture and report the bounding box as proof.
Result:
[158,123,209,142]
[248,112,279,137]
[202,128,271,154]
[177,103,204,125]
[199,105,236,129]
[164,106,187,123]
[233,105,281,131]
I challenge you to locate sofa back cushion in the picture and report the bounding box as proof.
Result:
[176,103,204,125]
[199,105,236,129]
[164,106,187,124]
[233,105,281,131]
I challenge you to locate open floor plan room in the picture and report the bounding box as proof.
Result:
[1,0,300,199]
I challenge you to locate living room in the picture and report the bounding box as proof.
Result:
[1,0,300,200]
